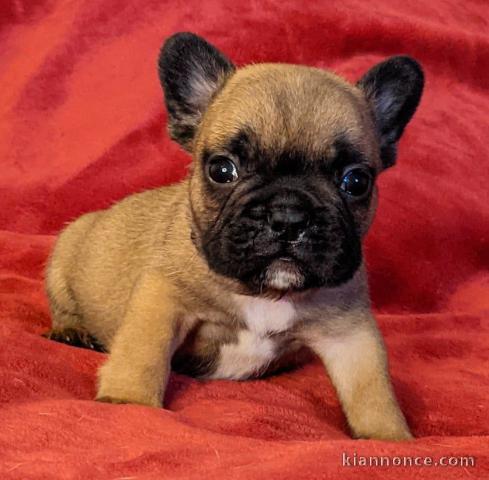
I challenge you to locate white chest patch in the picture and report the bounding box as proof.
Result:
[211,329,276,380]
[232,294,297,336]
[209,295,297,380]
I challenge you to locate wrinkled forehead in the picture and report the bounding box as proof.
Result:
[197,64,380,166]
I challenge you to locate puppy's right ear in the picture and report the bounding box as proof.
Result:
[159,32,235,151]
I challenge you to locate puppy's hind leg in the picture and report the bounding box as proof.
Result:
[43,318,106,353]
[44,278,106,352]
[44,213,106,352]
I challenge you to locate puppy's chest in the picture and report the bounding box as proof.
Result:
[209,295,299,380]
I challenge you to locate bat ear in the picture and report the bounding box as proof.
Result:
[158,32,235,151]
[357,56,424,168]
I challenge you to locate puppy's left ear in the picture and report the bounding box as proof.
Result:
[357,56,424,168]
[159,32,235,151]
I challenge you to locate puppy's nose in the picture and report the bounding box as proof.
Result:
[268,207,308,241]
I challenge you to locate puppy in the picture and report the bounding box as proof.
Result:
[45,32,424,440]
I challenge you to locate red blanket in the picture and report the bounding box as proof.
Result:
[1,0,488,478]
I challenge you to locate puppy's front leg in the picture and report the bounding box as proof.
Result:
[96,270,186,407]
[306,315,412,441]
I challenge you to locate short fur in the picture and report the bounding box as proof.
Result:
[45,32,424,440]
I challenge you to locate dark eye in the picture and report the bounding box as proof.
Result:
[339,167,372,198]
[208,156,239,184]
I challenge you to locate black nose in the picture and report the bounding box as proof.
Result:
[268,206,308,241]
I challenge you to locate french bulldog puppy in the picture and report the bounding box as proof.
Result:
[45,32,424,440]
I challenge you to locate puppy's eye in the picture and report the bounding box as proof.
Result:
[208,156,239,184]
[339,167,372,198]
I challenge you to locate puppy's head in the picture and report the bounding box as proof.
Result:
[159,32,424,295]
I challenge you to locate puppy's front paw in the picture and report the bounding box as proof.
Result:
[349,409,413,441]
[95,388,162,408]
[96,362,163,408]
[352,424,413,441]
[96,395,130,405]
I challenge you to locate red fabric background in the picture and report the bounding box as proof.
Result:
[1,0,488,478]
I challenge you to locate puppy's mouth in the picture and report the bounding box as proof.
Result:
[261,257,305,292]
